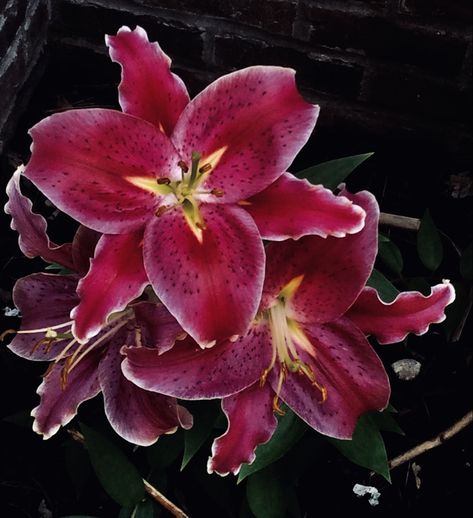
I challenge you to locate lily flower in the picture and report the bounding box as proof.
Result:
[22,26,366,347]
[4,172,192,445]
[121,189,455,474]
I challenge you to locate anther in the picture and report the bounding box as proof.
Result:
[157,177,171,185]
[0,329,16,341]
[156,205,170,217]
[178,160,189,172]
[198,163,212,174]
[210,188,225,197]
[195,221,207,230]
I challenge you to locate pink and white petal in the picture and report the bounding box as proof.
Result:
[71,231,148,342]
[262,190,378,323]
[24,109,180,233]
[172,66,319,202]
[208,382,277,476]
[98,331,192,446]
[133,302,186,354]
[243,173,366,240]
[144,203,265,346]
[347,283,456,344]
[8,273,79,361]
[106,26,189,134]
[5,166,74,269]
[122,323,273,399]
[273,318,390,439]
[71,225,101,275]
[31,351,101,439]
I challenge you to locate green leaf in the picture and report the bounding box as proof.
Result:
[369,408,404,436]
[246,467,288,518]
[378,239,403,275]
[181,402,220,470]
[133,498,161,518]
[296,153,374,190]
[238,408,306,482]
[80,423,144,507]
[44,263,73,275]
[146,429,184,470]
[367,269,399,303]
[63,441,92,500]
[417,209,444,271]
[327,414,391,482]
[460,243,473,280]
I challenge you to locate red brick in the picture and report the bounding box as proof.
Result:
[215,35,363,99]
[300,5,468,77]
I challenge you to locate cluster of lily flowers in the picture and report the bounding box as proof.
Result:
[4,26,455,476]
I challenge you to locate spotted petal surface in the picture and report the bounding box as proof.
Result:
[275,318,390,439]
[144,203,265,346]
[24,109,180,234]
[347,283,456,344]
[244,173,366,240]
[106,25,189,134]
[172,66,319,202]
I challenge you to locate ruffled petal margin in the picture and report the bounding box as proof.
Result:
[244,173,366,240]
[106,25,189,134]
[346,283,456,344]
[71,231,148,342]
[208,382,277,476]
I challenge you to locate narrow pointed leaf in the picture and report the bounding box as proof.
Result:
[246,467,288,518]
[378,239,404,275]
[296,153,373,190]
[367,269,399,303]
[327,414,391,482]
[369,408,404,435]
[181,403,220,470]
[417,209,443,271]
[237,409,306,483]
[80,423,144,507]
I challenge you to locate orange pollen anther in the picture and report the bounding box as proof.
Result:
[210,188,225,197]
[157,177,171,185]
[177,160,189,172]
[198,163,212,174]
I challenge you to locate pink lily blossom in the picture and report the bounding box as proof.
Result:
[22,26,366,347]
[122,189,455,474]
[4,172,192,445]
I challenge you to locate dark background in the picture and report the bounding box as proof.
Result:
[0,1,472,517]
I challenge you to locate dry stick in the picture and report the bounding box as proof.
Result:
[389,410,473,470]
[379,212,421,231]
[68,429,190,518]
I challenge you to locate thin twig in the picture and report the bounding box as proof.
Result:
[68,429,189,518]
[389,410,473,470]
[379,212,421,231]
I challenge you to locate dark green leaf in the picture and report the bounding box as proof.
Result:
[417,209,443,271]
[367,269,399,303]
[460,243,473,280]
[146,430,184,470]
[378,239,404,275]
[2,409,34,428]
[80,423,144,507]
[63,441,92,500]
[238,408,306,482]
[327,414,391,482]
[44,263,73,275]
[369,408,404,435]
[246,467,288,518]
[133,498,161,518]
[296,153,373,190]
[181,402,220,470]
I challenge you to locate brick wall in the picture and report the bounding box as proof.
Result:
[0,0,51,154]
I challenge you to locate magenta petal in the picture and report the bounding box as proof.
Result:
[5,167,74,269]
[208,382,277,476]
[347,283,456,344]
[122,323,273,399]
[244,173,366,240]
[274,318,390,439]
[32,352,101,439]
[71,225,101,275]
[262,190,378,323]
[24,109,180,233]
[106,26,189,134]
[172,67,319,201]
[8,274,79,361]
[144,203,265,346]
[99,332,192,446]
[133,302,186,354]
[71,232,148,342]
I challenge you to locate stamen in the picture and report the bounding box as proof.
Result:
[156,204,176,217]
[272,363,287,416]
[0,329,16,341]
[210,188,225,197]
[198,163,212,174]
[157,177,171,185]
[53,336,78,363]
[15,320,74,335]
[177,160,189,173]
